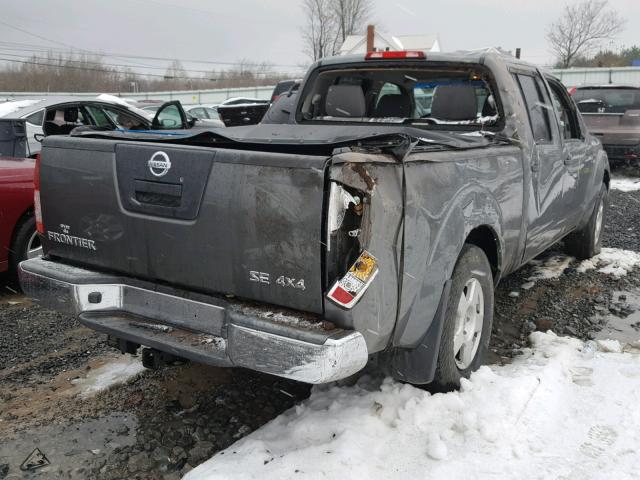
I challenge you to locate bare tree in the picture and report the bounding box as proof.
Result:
[302,0,338,61]
[547,0,626,68]
[332,0,373,43]
[301,0,374,61]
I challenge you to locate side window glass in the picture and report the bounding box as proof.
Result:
[516,73,553,143]
[191,108,206,119]
[86,106,113,127]
[155,104,183,128]
[101,106,145,130]
[25,110,44,126]
[548,81,580,140]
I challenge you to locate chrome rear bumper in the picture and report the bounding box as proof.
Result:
[19,258,368,384]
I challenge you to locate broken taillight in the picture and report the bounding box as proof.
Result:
[327,250,379,308]
[365,50,426,60]
[34,153,44,234]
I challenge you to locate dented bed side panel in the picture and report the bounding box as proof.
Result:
[394,146,525,347]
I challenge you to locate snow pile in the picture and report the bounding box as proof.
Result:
[522,254,573,288]
[184,332,640,480]
[73,355,146,397]
[611,176,640,192]
[0,99,41,118]
[578,247,640,277]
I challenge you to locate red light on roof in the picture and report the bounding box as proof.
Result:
[365,50,426,60]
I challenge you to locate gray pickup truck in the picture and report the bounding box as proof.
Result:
[20,50,608,390]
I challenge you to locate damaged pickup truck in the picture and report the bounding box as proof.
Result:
[20,50,608,389]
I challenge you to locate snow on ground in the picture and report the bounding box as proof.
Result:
[521,247,640,289]
[578,247,640,278]
[185,332,640,480]
[71,355,146,398]
[611,176,640,192]
[0,99,41,118]
[525,254,574,284]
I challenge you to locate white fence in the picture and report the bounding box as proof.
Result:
[551,67,640,86]
[0,85,276,105]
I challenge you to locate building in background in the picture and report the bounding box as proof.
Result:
[339,30,441,55]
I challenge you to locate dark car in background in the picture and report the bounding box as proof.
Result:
[572,85,640,167]
[270,80,300,102]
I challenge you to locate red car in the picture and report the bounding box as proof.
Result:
[0,156,37,275]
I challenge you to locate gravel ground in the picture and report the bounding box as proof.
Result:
[1,186,639,479]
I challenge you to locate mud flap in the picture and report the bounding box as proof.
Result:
[389,279,452,384]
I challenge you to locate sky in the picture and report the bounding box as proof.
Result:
[1,0,640,79]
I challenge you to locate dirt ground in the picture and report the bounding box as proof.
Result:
[1,187,640,480]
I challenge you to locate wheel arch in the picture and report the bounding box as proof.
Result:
[465,225,502,284]
[9,206,35,258]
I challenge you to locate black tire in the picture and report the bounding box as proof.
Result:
[564,184,607,260]
[9,214,38,276]
[432,244,494,392]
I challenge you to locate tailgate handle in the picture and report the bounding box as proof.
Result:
[134,180,182,206]
[135,180,182,196]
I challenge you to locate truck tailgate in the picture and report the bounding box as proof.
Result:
[40,137,328,313]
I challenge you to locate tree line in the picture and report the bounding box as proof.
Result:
[0,54,295,93]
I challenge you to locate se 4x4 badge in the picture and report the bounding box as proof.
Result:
[327,250,379,309]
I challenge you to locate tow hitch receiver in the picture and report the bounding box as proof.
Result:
[141,348,183,370]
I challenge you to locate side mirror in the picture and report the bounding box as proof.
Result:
[160,118,178,127]
[34,133,45,143]
[151,101,189,130]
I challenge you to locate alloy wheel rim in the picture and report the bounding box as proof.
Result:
[26,231,43,259]
[453,277,484,370]
[594,199,604,246]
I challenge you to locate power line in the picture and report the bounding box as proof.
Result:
[0,19,156,70]
[0,39,307,69]
[0,57,219,81]
[0,52,306,79]
[0,51,217,76]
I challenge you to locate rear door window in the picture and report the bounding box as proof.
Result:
[515,73,553,143]
[547,79,581,140]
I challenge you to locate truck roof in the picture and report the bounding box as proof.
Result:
[316,48,552,76]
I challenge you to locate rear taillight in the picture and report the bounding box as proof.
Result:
[365,50,426,60]
[327,250,379,309]
[34,153,44,234]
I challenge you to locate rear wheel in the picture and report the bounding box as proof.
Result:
[9,214,41,276]
[564,184,607,260]
[432,244,494,391]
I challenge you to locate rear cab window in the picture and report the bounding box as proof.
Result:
[296,63,502,130]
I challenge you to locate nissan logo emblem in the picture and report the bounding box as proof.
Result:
[148,151,171,177]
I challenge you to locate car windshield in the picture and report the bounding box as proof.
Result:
[298,66,499,128]
[573,88,640,114]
